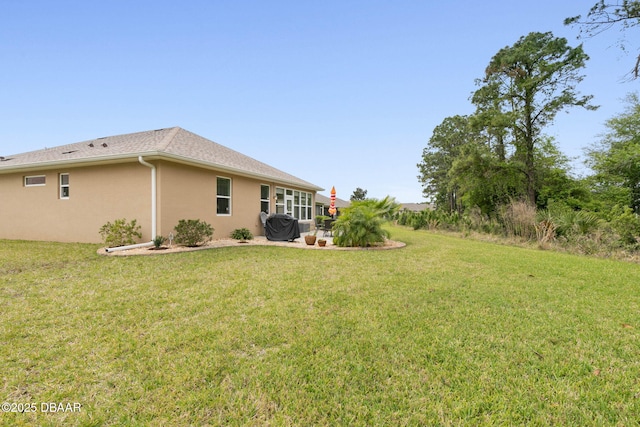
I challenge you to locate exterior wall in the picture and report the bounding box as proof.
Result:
[157,161,314,239]
[0,159,316,243]
[156,161,216,238]
[0,162,152,243]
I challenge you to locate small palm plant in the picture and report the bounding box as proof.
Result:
[333,196,399,247]
[152,235,167,249]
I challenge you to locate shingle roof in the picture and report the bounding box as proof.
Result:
[316,193,351,208]
[0,127,322,190]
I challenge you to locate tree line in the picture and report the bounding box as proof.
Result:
[414,3,640,255]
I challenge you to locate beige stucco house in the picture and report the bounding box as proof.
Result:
[0,127,323,243]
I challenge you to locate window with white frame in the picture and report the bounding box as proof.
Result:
[260,185,270,213]
[305,192,313,219]
[275,187,285,214]
[217,177,231,215]
[24,175,46,186]
[59,173,69,199]
[294,190,313,220]
[294,191,300,219]
[275,186,312,220]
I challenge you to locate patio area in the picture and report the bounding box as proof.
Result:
[250,235,331,249]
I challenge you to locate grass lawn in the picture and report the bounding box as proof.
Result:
[1,225,640,426]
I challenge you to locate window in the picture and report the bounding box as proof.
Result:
[307,194,313,219]
[276,186,313,220]
[294,190,313,220]
[60,174,69,199]
[217,177,231,215]
[25,175,46,186]
[260,185,270,213]
[275,187,285,214]
[294,191,300,219]
[286,189,293,216]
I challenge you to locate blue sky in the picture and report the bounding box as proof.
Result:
[0,1,636,202]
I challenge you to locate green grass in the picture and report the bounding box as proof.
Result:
[1,226,640,426]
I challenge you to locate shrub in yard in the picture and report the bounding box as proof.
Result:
[394,210,412,227]
[174,219,214,247]
[468,206,502,234]
[333,196,399,247]
[410,210,429,230]
[99,218,142,247]
[534,209,557,245]
[608,205,640,246]
[567,210,602,236]
[544,201,603,239]
[498,200,537,240]
[231,228,253,241]
[152,235,166,248]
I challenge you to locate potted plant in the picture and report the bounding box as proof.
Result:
[304,227,317,245]
[317,238,327,247]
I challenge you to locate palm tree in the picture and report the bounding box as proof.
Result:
[333,196,399,247]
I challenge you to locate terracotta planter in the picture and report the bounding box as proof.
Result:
[305,235,317,245]
[317,240,327,247]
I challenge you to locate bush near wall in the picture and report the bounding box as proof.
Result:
[174,219,214,247]
[99,218,142,248]
[231,228,253,241]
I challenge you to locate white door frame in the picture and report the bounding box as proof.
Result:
[285,189,294,216]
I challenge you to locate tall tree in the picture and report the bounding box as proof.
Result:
[417,115,476,212]
[470,82,515,162]
[533,137,588,210]
[447,142,522,213]
[586,92,640,212]
[473,32,597,205]
[565,1,640,79]
[350,187,368,201]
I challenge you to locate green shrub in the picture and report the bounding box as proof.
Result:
[411,211,429,230]
[394,210,413,227]
[174,219,214,247]
[231,228,253,240]
[333,196,399,247]
[542,200,602,239]
[468,206,494,233]
[609,205,640,246]
[396,209,465,232]
[99,218,143,248]
[152,235,166,248]
[432,210,464,231]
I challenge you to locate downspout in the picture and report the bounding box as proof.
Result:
[105,241,154,253]
[138,156,157,241]
[105,156,157,253]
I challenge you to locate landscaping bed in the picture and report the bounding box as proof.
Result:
[98,237,405,256]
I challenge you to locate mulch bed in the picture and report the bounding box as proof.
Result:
[98,238,405,256]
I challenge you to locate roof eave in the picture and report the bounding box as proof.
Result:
[0,151,324,192]
[0,153,142,173]
[157,152,324,191]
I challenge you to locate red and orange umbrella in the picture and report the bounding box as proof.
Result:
[328,186,337,216]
